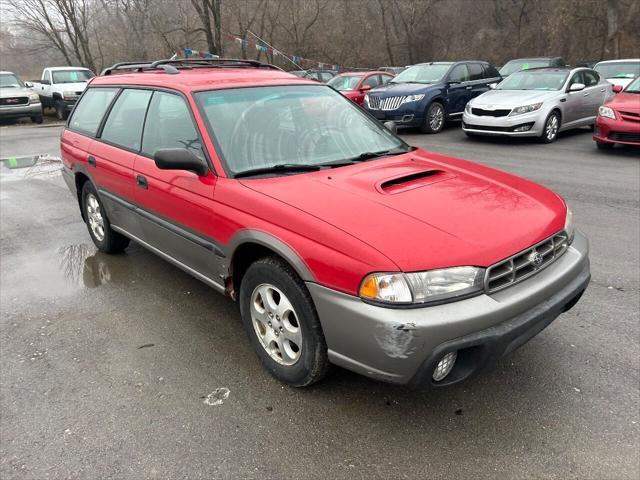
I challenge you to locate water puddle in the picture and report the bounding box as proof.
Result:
[0,154,62,181]
[58,243,132,288]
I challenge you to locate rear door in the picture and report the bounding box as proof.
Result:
[467,63,492,100]
[582,70,606,121]
[90,88,153,236]
[445,63,472,116]
[133,90,222,284]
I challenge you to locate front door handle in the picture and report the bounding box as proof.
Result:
[136,175,148,190]
[87,155,96,166]
[466,86,472,90]
[583,93,589,96]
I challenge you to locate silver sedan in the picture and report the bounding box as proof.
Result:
[462,67,614,143]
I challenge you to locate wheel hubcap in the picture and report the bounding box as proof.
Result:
[86,193,105,241]
[430,105,444,131]
[546,115,558,139]
[250,283,302,366]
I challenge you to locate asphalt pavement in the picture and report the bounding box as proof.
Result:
[1,122,638,479]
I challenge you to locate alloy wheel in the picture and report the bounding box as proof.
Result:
[429,104,444,131]
[250,283,302,366]
[545,114,559,141]
[86,193,105,241]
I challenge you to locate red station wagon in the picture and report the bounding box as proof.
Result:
[61,58,590,388]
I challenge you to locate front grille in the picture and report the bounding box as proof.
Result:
[619,111,640,123]
[367,96,406,111]
[0,96,29,106]
[609,131,640,143]
[485,231,570,293]
[463,122,511,132]
[471,107,511,117]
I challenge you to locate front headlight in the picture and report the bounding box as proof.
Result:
[359,266,485,306]
[598,106,616,119]
[564,207,574,243]
[28,93,39,103]
[509,102,543,116]
[63,91,79,100]
[465,103,472,114]
[401,94,425,104]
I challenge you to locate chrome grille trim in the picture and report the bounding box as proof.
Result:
[485,231,570,293]
[367,96,406,111]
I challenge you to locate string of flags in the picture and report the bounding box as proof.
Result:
[226,34,341,71]
[172,48,219,59]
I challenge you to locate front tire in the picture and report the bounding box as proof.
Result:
[31,115,44,124]
[539,111,560,143]
[239,257,329,387]
[420,102,445,134]
[81,182,129,253]
[54,100,68,121]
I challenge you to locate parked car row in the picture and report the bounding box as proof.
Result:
[60,57,591,389]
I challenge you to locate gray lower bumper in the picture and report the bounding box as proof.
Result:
[0,103,42,118]
[307,231,590,386]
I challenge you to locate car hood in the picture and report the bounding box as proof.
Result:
[471,89,558,107]
[607,91,640,112]
[604,78,634,88]
[52,82,89,92]
[368,82,439,97]
[240,150,566,272]
[0,86,34,98]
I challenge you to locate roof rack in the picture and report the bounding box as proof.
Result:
[101,58,282,76]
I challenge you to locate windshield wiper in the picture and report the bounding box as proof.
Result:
[234,163,322,178]
[343,147,413,163]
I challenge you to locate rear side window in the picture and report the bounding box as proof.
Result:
[468,63,484,81]
[484,64,501,78]
[142,92,203,159]
[69,88,119,136]
[100,89,152,151]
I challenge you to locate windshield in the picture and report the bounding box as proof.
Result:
[52,69,95,84]
[624,76,640,93]
[0,73,24,88]
[497,71,568,91]
[195,85,405,176]
[391,64,451,84]
[499,59,554,77]
[595,62,640,79]
[327,75,363,91]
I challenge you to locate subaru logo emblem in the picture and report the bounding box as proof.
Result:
[529,250,544,267]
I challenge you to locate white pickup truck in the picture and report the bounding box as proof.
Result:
[28,67,95,120]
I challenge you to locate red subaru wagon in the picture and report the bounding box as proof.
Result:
[61,58,590,388]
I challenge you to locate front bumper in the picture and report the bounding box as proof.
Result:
[364,106,424,127]
[0,103,42,119]
[462,109,545,137]
[593,115,640,146]
[308,231,590,387]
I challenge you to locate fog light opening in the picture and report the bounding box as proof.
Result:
[432,351,457,382]
[513,124,532,132]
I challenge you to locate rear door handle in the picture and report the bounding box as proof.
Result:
[136,175,148,189]
[88,155,96,166]
[466,86,472,90]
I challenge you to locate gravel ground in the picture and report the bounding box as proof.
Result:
[1,123,638,479]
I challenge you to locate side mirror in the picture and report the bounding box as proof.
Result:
[360,84,372,92]
[568,82,585,92]
[154,148,207,176]
[40,79,51,85]
[383,121,398,133]
[488,83,498,89]
[448,80,461,85]
[612,84,623,93]
[25,81,33,88]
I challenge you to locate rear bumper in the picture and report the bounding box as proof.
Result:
[308,231,590,387]
[0,103,42,119]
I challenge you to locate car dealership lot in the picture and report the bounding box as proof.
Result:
[1,124,638,479]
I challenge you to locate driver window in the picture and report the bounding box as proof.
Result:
[449,64,470,83]
[362,75,380,88]
[569,71,584,87]
[583,70,599,87]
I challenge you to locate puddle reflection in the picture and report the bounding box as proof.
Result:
[1,155,62,178]
[58,243,128,288]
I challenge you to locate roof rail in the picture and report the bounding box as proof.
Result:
[101,58,282,76]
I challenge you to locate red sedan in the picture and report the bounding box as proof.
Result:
[327,71,394,105]
[593,77,640,149]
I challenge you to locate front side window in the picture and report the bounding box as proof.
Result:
[69,88,119,136]
[362,75,380,88]
[100,89,152,151]
[327,75,362,91]
[195,85,405,176]
[497,71,569,91]
[568,71,584,87]
[448,64,470,83]
[0,73,23,88]
[52,69,95,84]
[391,63,452,84]
[142,92,203,159]
[582,70,599,87]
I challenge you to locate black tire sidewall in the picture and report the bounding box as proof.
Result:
[55,100,65,120]
[239,259,327,387]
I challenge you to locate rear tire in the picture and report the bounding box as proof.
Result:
[239,257,329,387]
[420,102,445,134]
[81,182,129,253]
[538,111,560,143]
[596,141,614,150]
[31,115,43,124]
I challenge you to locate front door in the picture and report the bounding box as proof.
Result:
[446,64,472,115]
[133,90,222,285]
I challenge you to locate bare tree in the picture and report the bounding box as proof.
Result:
[190,0,223,54]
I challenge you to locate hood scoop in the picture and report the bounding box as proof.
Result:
[377,169,455,194]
